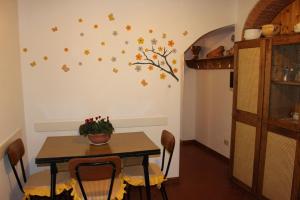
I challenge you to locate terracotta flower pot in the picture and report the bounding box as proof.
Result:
[191,45,201,59]
[88,134,111,145]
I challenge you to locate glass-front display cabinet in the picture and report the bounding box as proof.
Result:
[269,42,300,131]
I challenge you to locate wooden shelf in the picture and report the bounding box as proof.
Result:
[185,55,234,70]
[272,80,300,86]
[268,118,300,132]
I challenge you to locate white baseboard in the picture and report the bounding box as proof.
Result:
[0,129,22,159]
[34,116,168,132]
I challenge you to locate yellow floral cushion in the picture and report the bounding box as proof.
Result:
[70,175,126,200]
[123,163,166,187]
[23,170,72,199]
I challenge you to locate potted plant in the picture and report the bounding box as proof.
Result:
[79,115,114,145]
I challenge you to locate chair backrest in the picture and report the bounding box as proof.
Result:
[161,130,175,179]
[6,138,27,193]
[68,156,121,200]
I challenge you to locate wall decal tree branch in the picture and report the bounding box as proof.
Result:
[132,45,179,81]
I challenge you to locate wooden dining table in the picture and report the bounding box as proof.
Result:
[35,132,161,200]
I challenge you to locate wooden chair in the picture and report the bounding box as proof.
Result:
[68,156,126,200]
[6,138,72,199]
[123,130,175,200]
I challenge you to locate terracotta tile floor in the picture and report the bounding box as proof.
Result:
[128,142,256,200]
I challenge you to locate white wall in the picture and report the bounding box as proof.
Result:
[235,0,259,40]
[181,67,197,140]
[0,0,26,199]
[18,0,237,178]
[195,70,233,157]
[182,25,234,157]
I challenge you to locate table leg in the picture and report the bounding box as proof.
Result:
[50,162,57,200]
[143,155,151,200]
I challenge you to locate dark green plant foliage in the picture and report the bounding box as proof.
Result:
[79,118,114,136]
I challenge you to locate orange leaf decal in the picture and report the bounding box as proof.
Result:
[141,79,148,87]
[148,65,153,71]
[136,53,142,60]
[51,26,58,32]
[152,54,157,60]
[126,25,131,31]
[168,40,175,47]
[61,64,70,72]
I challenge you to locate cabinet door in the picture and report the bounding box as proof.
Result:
[231,39,266,192]
[262,131,296,200]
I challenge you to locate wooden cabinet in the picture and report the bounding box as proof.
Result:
[230,39,266,193]
[231,35,300,200]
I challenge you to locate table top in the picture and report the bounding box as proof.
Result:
[35,132,160,164]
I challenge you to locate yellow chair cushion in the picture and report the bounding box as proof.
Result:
[70,175,126,200]
[23,170,72,199]
[123,163,166,187]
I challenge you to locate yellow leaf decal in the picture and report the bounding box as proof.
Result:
[30,61,37,67]
[22,48,28,53]
[137,37,144,45]
[172,59,177,65]
[78,18,83,23]
[108,13,115,21]
[84,49,90,55]
[43,56,48,61]
[183,30,188,36]
[113,68,118,73]
[160,73,166,80]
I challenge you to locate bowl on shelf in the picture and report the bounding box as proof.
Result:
[262,24,281,37]
[244,29,261,40]
[294,23,300,33]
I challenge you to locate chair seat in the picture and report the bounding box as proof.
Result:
[23,170,72,198]
[71,175,126,200]
[121,157,143,168]
[123,163,165,187]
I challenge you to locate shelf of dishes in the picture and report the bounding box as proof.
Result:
[271,65,300,83]
[243,23,300,40]
[185,55,234,70]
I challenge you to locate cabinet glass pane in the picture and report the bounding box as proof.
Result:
[269,44,300,129]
